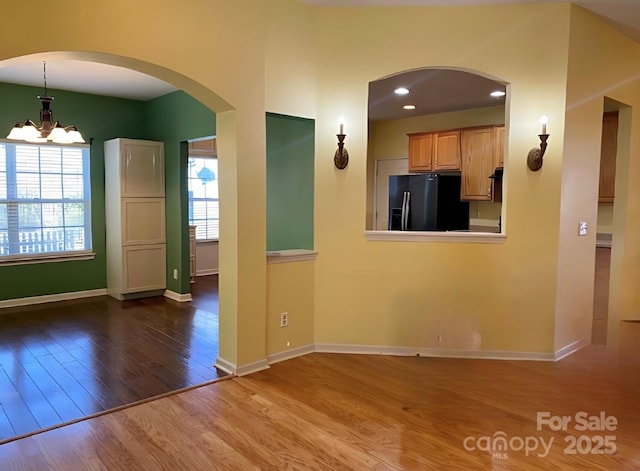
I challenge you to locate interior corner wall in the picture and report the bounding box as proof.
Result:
[0,82,148,301]
[144,90,217,294]
[563,5,640,348]
[312,3,572,355]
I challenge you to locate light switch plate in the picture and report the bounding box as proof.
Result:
[579,221,588,236]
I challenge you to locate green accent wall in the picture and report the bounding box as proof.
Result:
[266,113,314,251]
[0,82,147,300]
[144,90,216,294]
[0,85,315,300]
[0,84,215,300]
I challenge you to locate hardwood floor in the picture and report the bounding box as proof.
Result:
[1,324,639,470]
[0,275,223,443]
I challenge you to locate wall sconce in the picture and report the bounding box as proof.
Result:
[527,116,549,171]
[334,116,349,169]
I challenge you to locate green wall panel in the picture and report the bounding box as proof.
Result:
[144,90,216,294]
[266,113,314,251]
[0,82,147,301]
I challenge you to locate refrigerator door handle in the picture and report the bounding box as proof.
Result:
[402,191,410,231]
[400,192,407,231]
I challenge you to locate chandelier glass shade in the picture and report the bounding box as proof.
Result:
[6,62,85,144]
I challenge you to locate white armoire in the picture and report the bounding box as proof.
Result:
[104,138,166,300]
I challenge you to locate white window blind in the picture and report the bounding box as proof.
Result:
[0,142,92,259]
[187,156,219,240]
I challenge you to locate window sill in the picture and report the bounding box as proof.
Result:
[196,239,219,244]
[364,230,505,244]
[0,251,96,266]
[267,249,318,264]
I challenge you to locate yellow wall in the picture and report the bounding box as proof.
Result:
[0,0,273,369]
[564,5,640,348]
[266,261,315,356]
[597,205,614,234]
[313,3,571,354]
[4,1,640,368]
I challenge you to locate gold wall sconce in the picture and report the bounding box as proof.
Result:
[334,116,349,169]
[527,116,549,172]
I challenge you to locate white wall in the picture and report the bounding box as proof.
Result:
[196,241,219,275]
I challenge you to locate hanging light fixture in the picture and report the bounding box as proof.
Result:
[6,61,85,144]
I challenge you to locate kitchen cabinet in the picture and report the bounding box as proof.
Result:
[494,125,506,168]
[461,127,495,201]
[408,131,461,172]
[105,138,166,299]
[408,132,435,171]
[598,112,618,204]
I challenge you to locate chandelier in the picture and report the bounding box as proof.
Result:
[6,61,85,144]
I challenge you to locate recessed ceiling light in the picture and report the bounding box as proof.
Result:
[490,90,506,97]
[395,87,410,95]
[403,104,416,110]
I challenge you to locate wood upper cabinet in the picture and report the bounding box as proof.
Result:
[433,131,461,170]
[461,127,495,201]
[599,112,618,204]
[494,126,506,168]
[408,131,461,172]
[408,132,434,172]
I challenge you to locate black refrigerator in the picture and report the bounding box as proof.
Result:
[388,173,469,231]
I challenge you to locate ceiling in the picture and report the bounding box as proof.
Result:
[368,69,505,121]
[0,60,176,101]
[0,0,637,120]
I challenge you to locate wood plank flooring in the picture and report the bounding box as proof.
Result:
[1,323,639,470]
[0,275,223,443]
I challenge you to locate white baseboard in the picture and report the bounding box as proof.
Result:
[554,338,588,361]
[214,356,236,375]
[214,356,270,377]
[314,343,559,361]
[164,290,193,302]
[267,344,315,365]
[196,269,218,276]
[236,358,270,376]
[0,288,108,309]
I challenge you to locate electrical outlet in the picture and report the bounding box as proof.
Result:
[173,269,178,280]
[437,334,442,345]
[280,312,288,328]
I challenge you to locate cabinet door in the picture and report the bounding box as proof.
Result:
[121,198,166,245]
[408,133,434,172]
[121,141,165,197]
[461,127,495,201]
[598,112,618,204]
[494,126,506,168]
[122,244,167,293]
[433,131,461,171]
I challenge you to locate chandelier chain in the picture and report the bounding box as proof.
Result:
[43,61,47,96]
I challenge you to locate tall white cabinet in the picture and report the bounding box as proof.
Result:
[105,138,166,300]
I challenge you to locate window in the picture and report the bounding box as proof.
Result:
[0,141,92,261]
[188,156,218,240]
